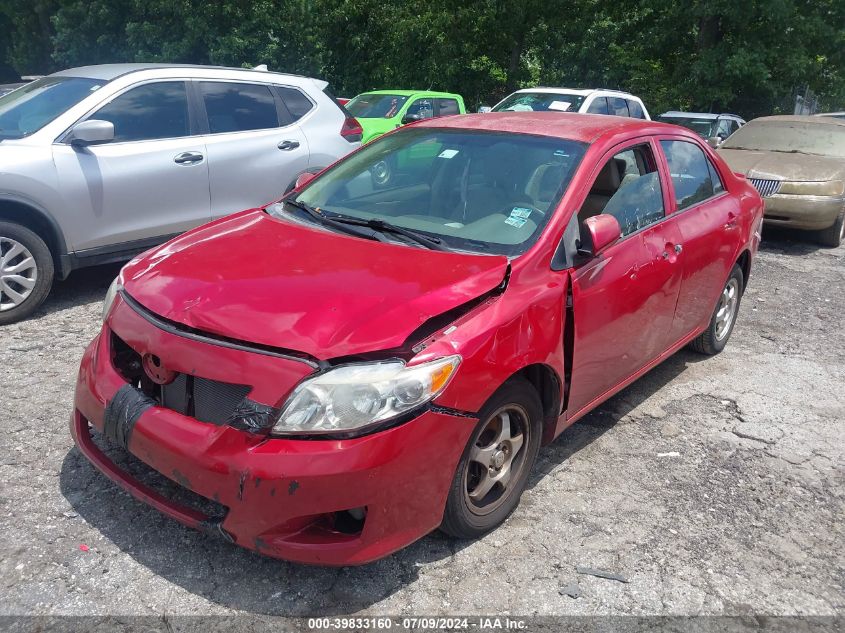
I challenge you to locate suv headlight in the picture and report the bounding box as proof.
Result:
[273,355,461,436]
[102,276,123,322]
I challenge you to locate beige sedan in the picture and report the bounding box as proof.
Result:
[718,115,845,247]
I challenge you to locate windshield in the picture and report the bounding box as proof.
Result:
[493,91,586,113]
[0,76,106,140]
[720,120,845,158]
[658,116,716,138]
[278,127,586,256]
[346,93,409,118]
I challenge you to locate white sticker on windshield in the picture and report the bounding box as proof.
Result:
[438,149,460,159]
[548,100,572,112]
[510,207,532,219]
[504,216,528,228]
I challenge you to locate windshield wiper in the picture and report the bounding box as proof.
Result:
[283,199,387,243]
[327,216,448,251]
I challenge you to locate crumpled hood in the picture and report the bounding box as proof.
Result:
[718,148,845,182]
[121,210,508,359]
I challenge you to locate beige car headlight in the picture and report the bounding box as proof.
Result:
[272,355,461,436]
[778,180,845,196]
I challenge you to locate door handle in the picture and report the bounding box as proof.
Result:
[174,151,203,165]
[277,140,300,151]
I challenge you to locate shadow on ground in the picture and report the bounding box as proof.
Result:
[59,345,699,616]
[32,263,122,318]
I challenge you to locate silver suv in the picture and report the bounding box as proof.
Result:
[0,63,361,323]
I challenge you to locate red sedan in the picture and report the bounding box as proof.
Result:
[73,113,763,565]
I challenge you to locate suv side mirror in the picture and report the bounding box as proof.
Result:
[707,136,722,148]
[70,120,115,146]
[401,113,421,125]
[580,215,621,257]
[294,171,318,190]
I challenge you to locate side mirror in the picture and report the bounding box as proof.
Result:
[295,171,318,190]
[401,113,421,125]
[581,214,621,257]
[478,106,492,113]
[707,136,722,148]
[70,119,114,146]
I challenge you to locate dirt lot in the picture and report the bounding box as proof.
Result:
[0,228,842,619]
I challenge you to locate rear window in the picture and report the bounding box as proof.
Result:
[492,91,586,113]
[199,81,279,133]
[346,93,409,118]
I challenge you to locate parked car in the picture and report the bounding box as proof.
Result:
[657,111,745,146]
[344,90,466,143]
[718,115,845,246]
[0,83,26,97]
[73,112,762,565]
[0,63,362,324]
[489,88,650,119]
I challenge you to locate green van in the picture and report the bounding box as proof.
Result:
[345,90,466,144]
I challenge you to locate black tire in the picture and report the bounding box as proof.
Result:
[688,264,744,355]
[815,207,844,248]
[0,221,54,325]
[440,377,543,539]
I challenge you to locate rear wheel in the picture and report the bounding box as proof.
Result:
[440,378,542,539]
[688,265,743,355]
[815,207,844,248]
[0,221,54,325]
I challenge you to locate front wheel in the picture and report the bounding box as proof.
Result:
[0,221,54,325]
[440,378,542,539]
[815,207,844,248]
[688,265,744,355]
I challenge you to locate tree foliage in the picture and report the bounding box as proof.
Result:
[0,0,842,116]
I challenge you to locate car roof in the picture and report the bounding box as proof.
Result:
[660,111,743,120]
[356,89,461,98]
[748,114,845,127]
[415,112,682,143]
[512,87,639,99]
[50,63,308,82]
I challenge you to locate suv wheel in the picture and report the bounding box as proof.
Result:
[816,206,845,248]
[0,221,54,325]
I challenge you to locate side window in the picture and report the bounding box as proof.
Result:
[436,98,460,116]
[93,81,189,142]
[406,98,435,120]
[627,100,646,119]
[608,97,630,117]
[586,97,609,115]
[198,82,279,133]
[716,119,732,139]
[579,144,665,237]
[660,140,722,210]
[276,86,314,122]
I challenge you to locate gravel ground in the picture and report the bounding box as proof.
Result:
[0,228,842,619]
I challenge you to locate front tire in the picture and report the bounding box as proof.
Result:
[440,378,542,539]
[815,207,844,248]
[688,265,743,355]
[0,221,54,325]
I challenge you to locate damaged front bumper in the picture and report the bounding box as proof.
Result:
[71,295,476,566]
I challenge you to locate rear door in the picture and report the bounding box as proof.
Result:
[658,137,742,342]
[566,139,684,417]
[52,80,211,252]
[196,80,310,219]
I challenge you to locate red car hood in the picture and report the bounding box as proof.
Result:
[121,210,508,360]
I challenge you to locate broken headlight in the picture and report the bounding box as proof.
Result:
[272,355,461,436]
[102,276,123,322]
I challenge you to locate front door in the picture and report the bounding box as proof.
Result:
[53,80,211,252]
[566,139,684,417]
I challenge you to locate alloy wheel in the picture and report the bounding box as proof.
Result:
[463,404,530,516]
[0,237,38,312]
[714,277,740,341]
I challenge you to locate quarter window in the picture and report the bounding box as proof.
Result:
[93,82,189,142]
[276,86,314,121]
[627,100,646,119]
[199,82,279,133]
[660,140,722,210]
[586,97,609,115]
[608,97,630,117]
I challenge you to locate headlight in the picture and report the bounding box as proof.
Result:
[273,355,461,436]
[778,180,845,196]
[102,276,123,321]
